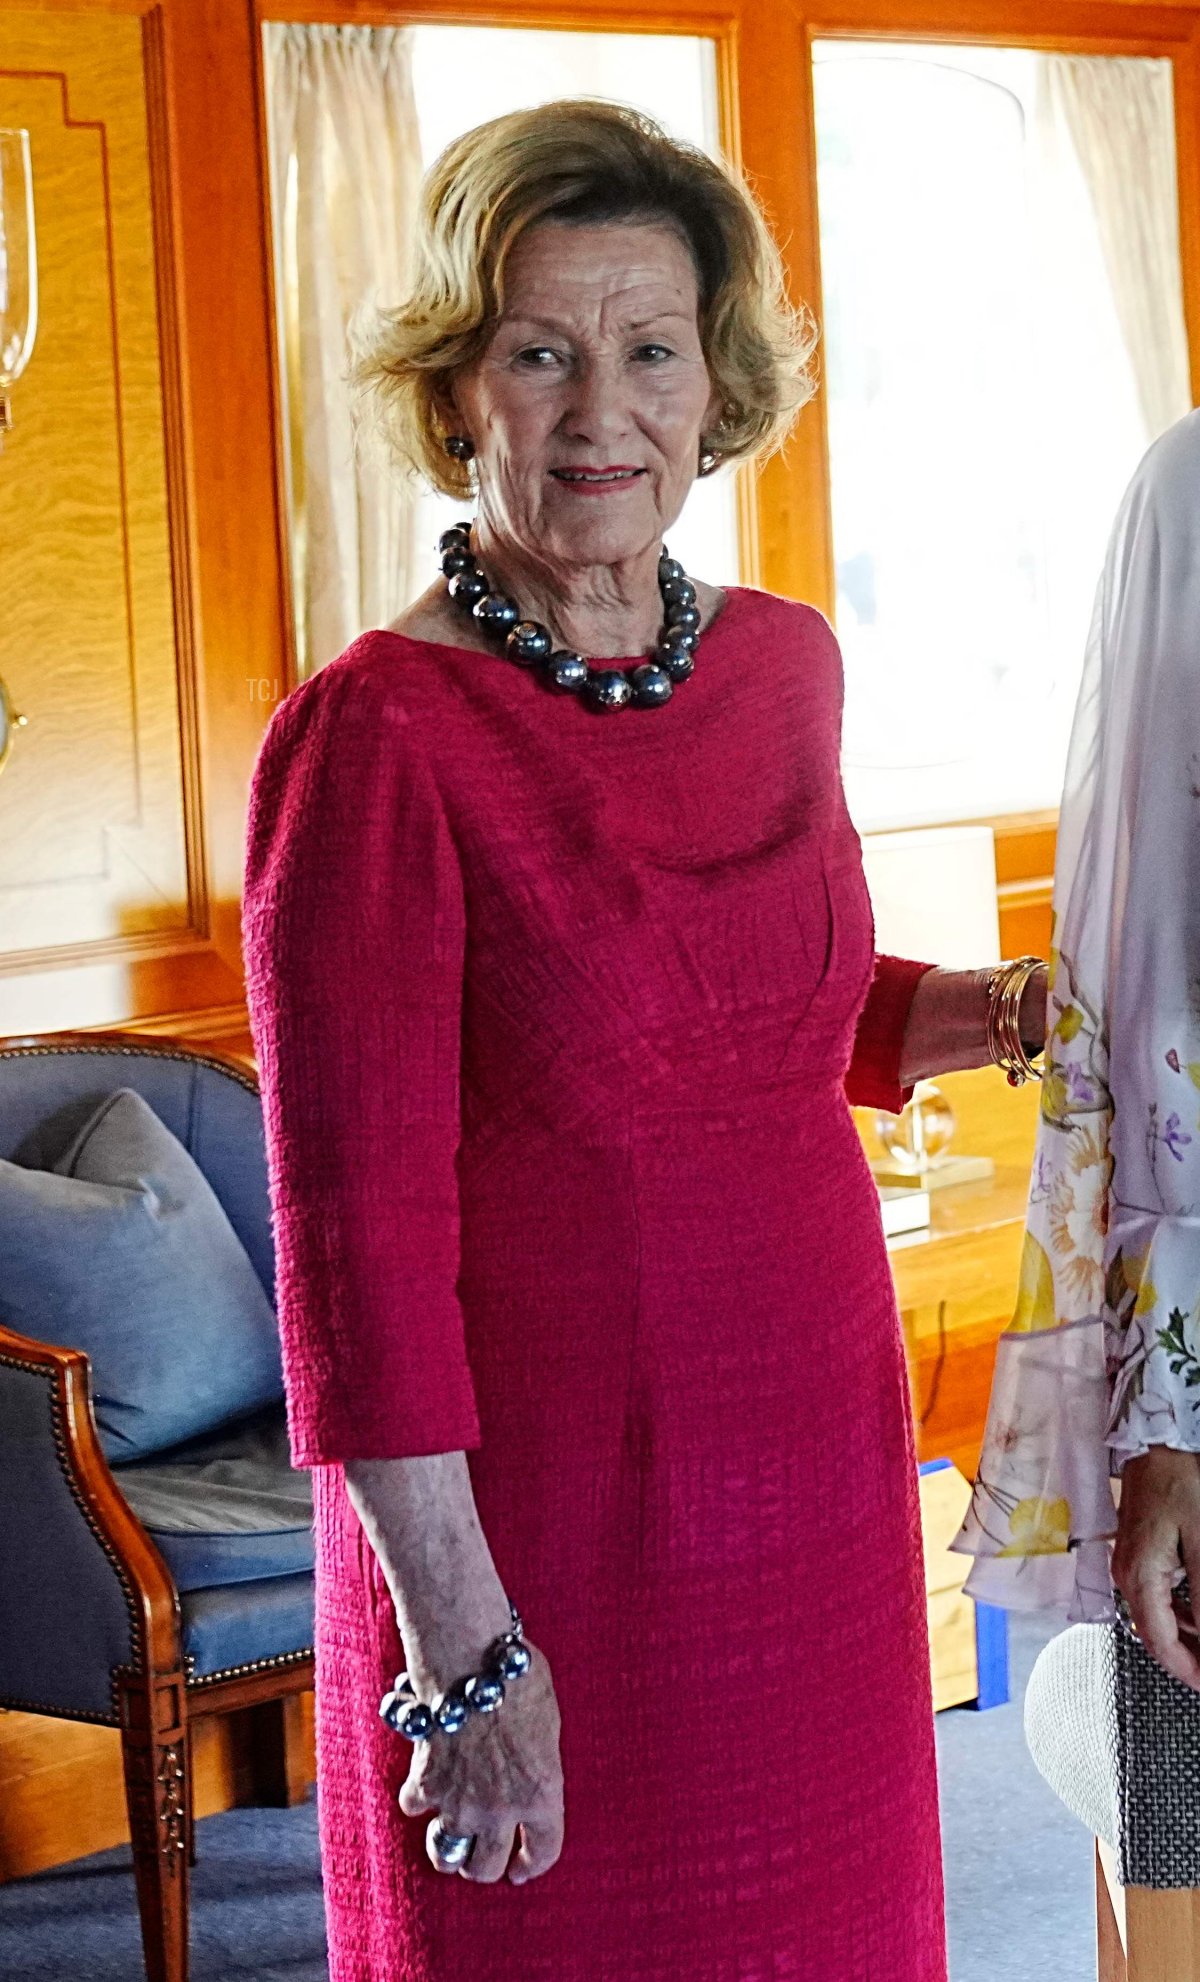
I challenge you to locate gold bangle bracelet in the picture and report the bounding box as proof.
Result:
[986,956,1045,1087]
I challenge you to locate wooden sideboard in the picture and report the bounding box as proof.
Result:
[896,1164,1030,1476]
[858,1065,1041,1478]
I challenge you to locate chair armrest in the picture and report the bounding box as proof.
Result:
[1112,1609,1200,1886]
[0,1320,180,1724]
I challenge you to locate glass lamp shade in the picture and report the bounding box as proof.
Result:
[875,1080,957,1173]
[0,129,38,400]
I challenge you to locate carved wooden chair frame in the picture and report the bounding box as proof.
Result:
[0,1031,314,1982]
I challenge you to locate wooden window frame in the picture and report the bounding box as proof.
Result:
[253,0,1200,603]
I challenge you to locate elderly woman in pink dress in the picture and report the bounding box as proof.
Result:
[243,97,1047,1982]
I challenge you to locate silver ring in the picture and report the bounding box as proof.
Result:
[429,1819,476,1871]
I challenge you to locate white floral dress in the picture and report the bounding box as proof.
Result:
[955,410,1200,1622]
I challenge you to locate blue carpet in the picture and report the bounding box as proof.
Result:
[936,1610,1096,1981]
[0,1802,327,1982]
[0,1612,1096,1981]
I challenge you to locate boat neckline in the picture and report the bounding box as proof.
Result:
[366,581,760,671]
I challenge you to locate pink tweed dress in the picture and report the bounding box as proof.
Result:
[241,584,947,1982]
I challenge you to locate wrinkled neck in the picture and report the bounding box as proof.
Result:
[470,527,665,659]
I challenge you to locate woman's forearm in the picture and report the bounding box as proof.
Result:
[343,1452,512,1695]
[897,964,1047,1087]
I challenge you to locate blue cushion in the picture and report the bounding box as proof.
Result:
[182,1574,314,1681]
[0,1047,276,1308]
[118,1406,313,1590]
[0,1088,284,1461]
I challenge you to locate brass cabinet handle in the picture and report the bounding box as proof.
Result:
[0,674,27,774]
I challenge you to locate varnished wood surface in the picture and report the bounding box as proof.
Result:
[0,0,289,1036]
[1095,1813,1200,1982]
[1099,1841,1130,1979]
[889,1165,1029,1305]
[0,1695,315,1882]
[920,1462,980,1708]
[0,17,191,951]
[1124,1884,1200,1979]
[858,1066,1040,1471]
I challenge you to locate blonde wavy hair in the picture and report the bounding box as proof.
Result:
[347,98,818,497]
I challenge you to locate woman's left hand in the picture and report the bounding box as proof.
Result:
[1111,1445,1200,1690]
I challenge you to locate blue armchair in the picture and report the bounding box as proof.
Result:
[0,1030,315,1982]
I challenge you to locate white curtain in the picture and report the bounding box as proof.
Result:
[264,23,424,674]
[1041,54,1192,442]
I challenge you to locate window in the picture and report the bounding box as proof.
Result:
[264,16,1192,844]
[813,43,1188,830]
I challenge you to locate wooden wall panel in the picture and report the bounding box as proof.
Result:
[0,19,191,953]
[0,0,290,1041]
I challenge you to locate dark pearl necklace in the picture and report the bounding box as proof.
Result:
[438,522,701,711]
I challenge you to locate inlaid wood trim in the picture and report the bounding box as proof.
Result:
[142,4,209,939]
[1,29,211,973]
[998,878,1054,913]
[112,1001,258,1042]
[0,65,143,807]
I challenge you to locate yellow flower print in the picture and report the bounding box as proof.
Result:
[1116,1247,1156,1325]
[1122,1248,1150,1294]
[998,1496,1072,1556]
[1012,1232,1058,1333]
[1071,1125,1113,1193]
[1044,1128,1111,1308]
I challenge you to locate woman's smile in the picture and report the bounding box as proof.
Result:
[548,463,647,493]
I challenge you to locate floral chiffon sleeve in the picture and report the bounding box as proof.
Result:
[1102,988,1200,1464]
[953,413,1200,1622]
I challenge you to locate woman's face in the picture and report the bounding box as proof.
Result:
[451,218,720,574]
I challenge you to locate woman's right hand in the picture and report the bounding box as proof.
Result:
[1111,1445,1200,1690]
[341,1451,564,1883]
[397,1641,565,1884]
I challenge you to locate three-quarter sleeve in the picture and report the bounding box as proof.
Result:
[241,661,480,1467]
[845,954,935,1116]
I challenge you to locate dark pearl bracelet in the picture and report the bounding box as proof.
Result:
[379,1600,532,1742]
